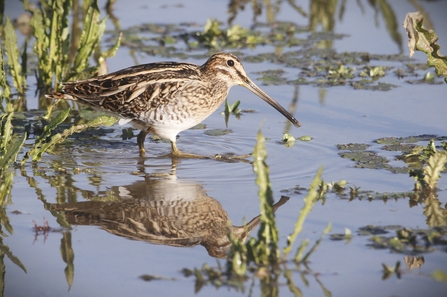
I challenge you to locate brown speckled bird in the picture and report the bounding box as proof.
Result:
[46,52,300,157]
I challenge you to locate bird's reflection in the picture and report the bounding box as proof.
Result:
[51,176,289,258]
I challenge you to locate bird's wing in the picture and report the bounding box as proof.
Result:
[58,62,202,119]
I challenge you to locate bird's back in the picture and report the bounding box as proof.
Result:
[50,61,202,115]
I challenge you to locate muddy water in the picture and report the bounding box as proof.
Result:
[3,1,447,296]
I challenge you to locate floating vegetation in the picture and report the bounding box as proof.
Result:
[337,135,447,174]
[359,66,389,78]
[336,143,370,150]
[329,224,447,276]
[351,81,398,91]
[298,135,312,141]
[195,18,267,49]
[339,150,393,170]
[381,261,401,280]
[221,98,241,126]
[375,136,420,144]
[281,133,295,148]
[432,270,447,282]
[280,133,313,147]
[365,225,447,254]
[255,69,288,86]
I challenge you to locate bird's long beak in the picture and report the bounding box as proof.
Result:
[243,78,301,127]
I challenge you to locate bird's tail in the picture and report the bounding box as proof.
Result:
[44,92,76,101]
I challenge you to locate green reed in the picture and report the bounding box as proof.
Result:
[227,130,331,276]
[0,0,120,201]
[22,0,121,93]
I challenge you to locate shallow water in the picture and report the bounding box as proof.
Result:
[3,0,447,296]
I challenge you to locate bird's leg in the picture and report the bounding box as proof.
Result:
[137,129,150,157]
[170,141,208,159]
[170,141,251,162]
[138,130,207,159]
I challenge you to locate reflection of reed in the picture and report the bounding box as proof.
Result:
[51,177,289,258]
[422,191,447,227]
[411,190,447,227]
[227,0,306,25]
[404,256,424,269]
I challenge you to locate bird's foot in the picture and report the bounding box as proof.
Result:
[169,151,210,159]
[214,153,252,163]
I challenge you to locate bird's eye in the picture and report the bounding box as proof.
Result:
[227,59,234,67]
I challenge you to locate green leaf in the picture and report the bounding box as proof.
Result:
[100,32,122,60]
[298,135,312,141]
[282,133,295,143]
[29,113,118,163]
[283,167,323,259]
[0,132,26,169]
[381,261,401,280]
[0,239,27,273]
[3,17,26,93]
[30,0,71,90]
[403,12,447,83]
[423,192,447,227]
[282,133,296,147]
[22,108,70,164]
[229,100,241,113]
[344,228,352,237]
[252,129,279,264]
[0,170,14,206]
[42,108,71,137]
[0,112,26,170]
[0,113,14,152]
[370,66,385,77]
[334,180,348,189]
[30,4,50,87]
[72,3,106,75]
[389,238,405,252]
[423,151,447,188]
[0,46,12,104]
[60,232,74,289]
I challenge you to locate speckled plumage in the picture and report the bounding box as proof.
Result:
[46,52,300,157]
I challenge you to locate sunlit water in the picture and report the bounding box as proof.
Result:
[3,1,447,296]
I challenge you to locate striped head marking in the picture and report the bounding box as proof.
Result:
[202,52,301,127]
[201,52,250,87]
